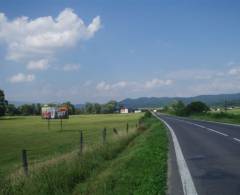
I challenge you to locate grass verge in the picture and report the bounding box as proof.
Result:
[73,116,168,195]
[189,112,240,125]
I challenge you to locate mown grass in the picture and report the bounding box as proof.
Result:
[73,116,168,195]
[0,114,143,176]
[1,115,168,195]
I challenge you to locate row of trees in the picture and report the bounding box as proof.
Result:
[0,89,77,116]
[78,101,118,114]
[0,89,118,116]
[164,100,210,116]
[1,102,76,116]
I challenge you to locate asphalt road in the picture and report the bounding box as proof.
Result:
[156,113,240,195]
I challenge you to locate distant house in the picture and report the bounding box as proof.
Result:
[134,110,142,113]
[120,107,129,114]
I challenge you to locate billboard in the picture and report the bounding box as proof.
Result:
[41,105,69,119]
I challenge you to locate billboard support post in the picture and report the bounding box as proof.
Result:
[41,105,69,131]
[48,118,50,130]
[60,118,63,131]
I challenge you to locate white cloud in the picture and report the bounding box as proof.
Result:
[27,59,48,70]
[0,8,101,61]
[96,81,130,91]
[229,67,240,76]
[144,78,173,89]
[96,81,111,91]
[9,73,35,83]
[63,63,80,71]
[96,79,173,92]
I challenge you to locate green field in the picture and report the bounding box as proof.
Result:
[1,113,168,195]
[0,113,143,176]
[226,108,240,114]
[211,107,240,114]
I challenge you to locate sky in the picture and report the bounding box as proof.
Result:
[0,0,240,104]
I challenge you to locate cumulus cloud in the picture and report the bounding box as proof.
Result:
[9,73,35,83]
[0,8,101,61]
[96,81,130,91]
[144,78,173,89]
[96,79,173,92]
[63,63,80,71]
[27,59,48,70]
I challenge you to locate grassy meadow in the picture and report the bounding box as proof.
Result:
[0,113,143,176]
[1,113,168,195]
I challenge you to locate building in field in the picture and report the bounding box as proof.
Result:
[134,110,142,113]
[120,107,129,114]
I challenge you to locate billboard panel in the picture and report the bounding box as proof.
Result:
[41,105,69,119]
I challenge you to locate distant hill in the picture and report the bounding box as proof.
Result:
[119,93,240,108]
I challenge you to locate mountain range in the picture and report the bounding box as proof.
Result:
[119,93,240,108]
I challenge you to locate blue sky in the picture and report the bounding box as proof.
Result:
[0,0,240,103]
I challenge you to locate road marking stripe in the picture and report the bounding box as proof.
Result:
[233,138,240,143]
[153,114,198,195]
[205,128,228,137]
[164,116,229,137]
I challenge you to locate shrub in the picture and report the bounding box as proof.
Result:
[185,101,210,115]
[144,111,152,118]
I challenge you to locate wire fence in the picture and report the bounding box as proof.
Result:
[17,120,141,176]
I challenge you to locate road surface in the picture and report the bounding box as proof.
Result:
[155,113,240,195]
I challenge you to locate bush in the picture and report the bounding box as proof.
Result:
[144,111,152,118]
[185,101,210,115]
[171,101,187,116]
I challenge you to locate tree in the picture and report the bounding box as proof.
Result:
[101,100,117,114]
[6,104,18,116]
[85,103,94,114]
[185,101,210,114]
[93,103,101,114]
[62,102,75,115]
[0,89,7,116]
[35,103,42,115]
[171,100,186,116]
[18,104,34,115]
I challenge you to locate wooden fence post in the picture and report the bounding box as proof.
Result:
[113,128,118,135]
[60,118,63,131]
[80,130,83,155]
[22,149,28,176]
[126,123,129,134]
[102,128,107,144]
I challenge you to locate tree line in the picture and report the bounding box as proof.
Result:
[163,100,210,116]
[0,89,119,116]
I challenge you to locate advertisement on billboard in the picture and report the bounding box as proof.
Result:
[41,105,69,119]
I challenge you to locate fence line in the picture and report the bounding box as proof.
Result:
[20,122,138,176]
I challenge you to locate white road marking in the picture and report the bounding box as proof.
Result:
[164,116,229,137]
[205,128,228,137]
[233,138,240,143]
[153,113,198,195]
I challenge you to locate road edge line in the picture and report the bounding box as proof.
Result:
[159,113,240,127]
[153,113,198,195]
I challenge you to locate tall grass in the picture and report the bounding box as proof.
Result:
[0,114,142,176]
[1,126,144,195]
[190,112,240,124]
